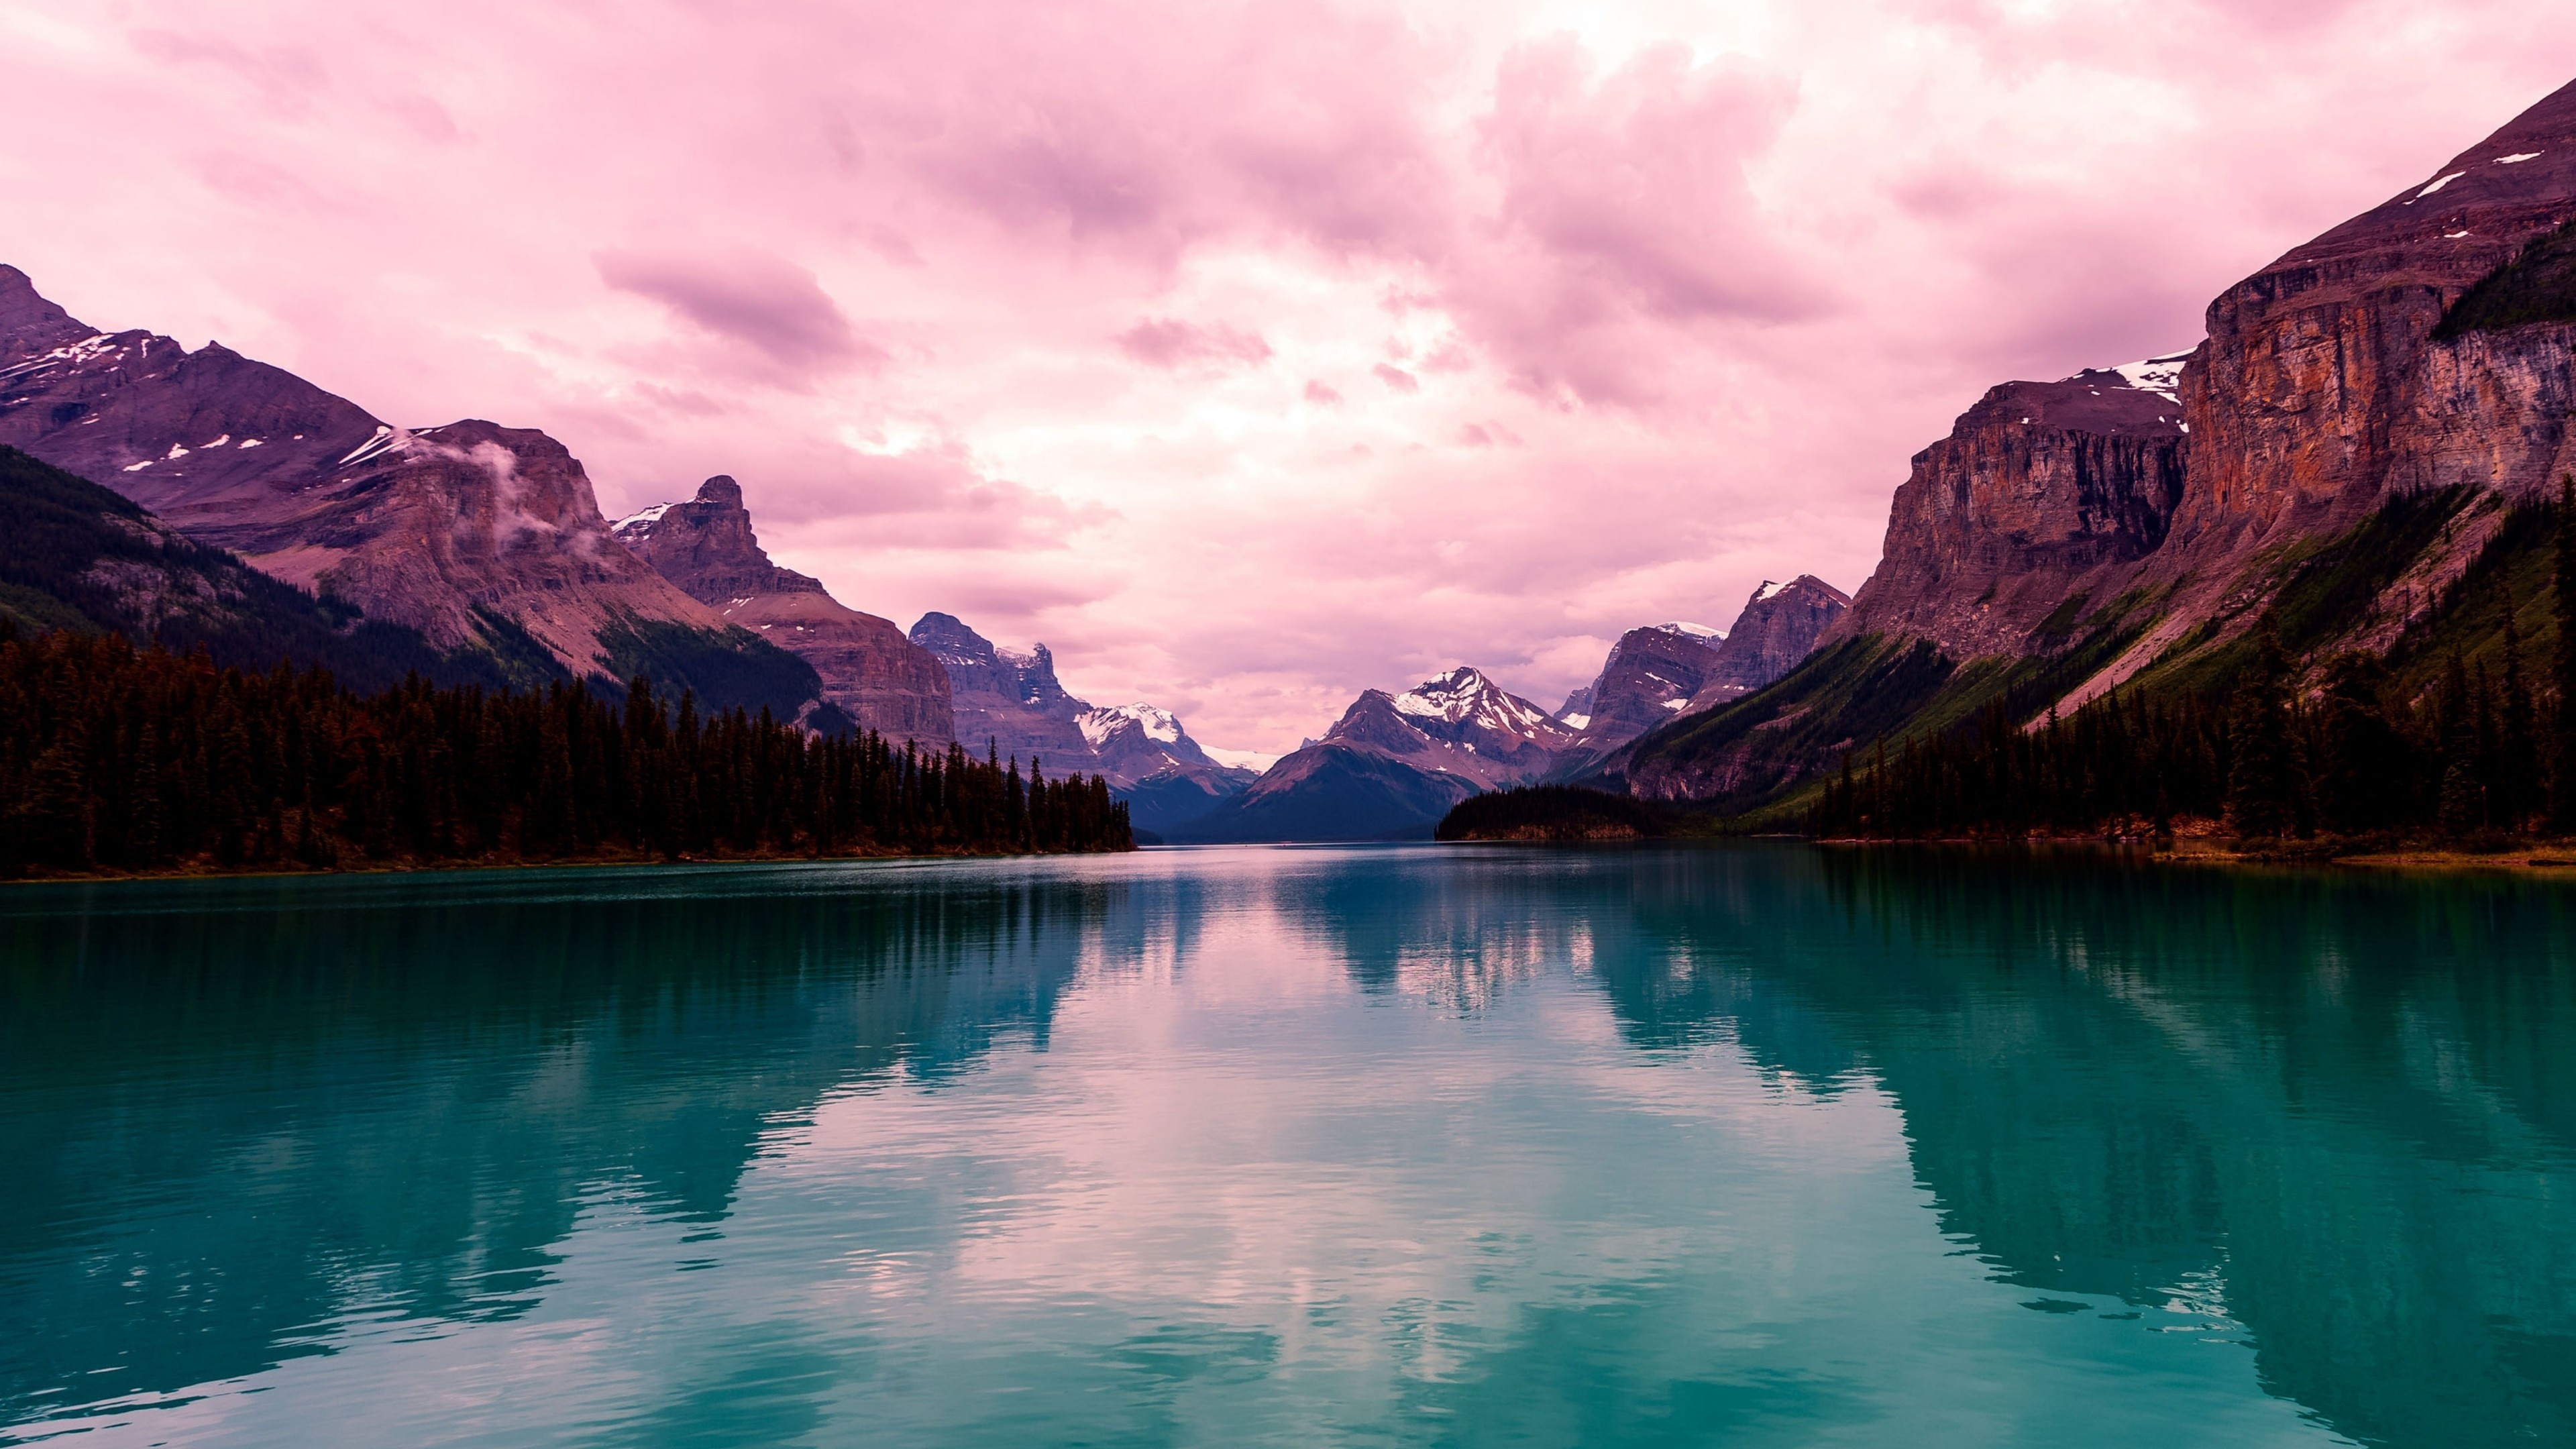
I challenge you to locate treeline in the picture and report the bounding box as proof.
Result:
[1813,484,2576,843]
[0,625,1129,877]
[1436,786,1678,842]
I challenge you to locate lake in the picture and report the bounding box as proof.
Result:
[3,845,2571,1447]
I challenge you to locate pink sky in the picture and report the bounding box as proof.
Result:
[5,1,2573,757]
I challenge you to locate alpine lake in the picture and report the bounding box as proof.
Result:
[3,843,2571,1448]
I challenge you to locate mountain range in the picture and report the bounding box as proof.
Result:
[0,265,1252,820]
[24,64,2548,843]
[1171,576,1849,842]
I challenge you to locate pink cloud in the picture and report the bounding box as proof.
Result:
[596,248,883,373]
[1372,363,1419,394]
[1116,318,1273,369]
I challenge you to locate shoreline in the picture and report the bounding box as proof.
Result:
[1,843,1136,888]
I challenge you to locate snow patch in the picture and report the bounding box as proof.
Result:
[2445,230,2473,239]
[1661,697,1690,711]
[1756,580,1788,601]
[612,501,674,536]
[1079,703,1184,749]
[2111,352,2191,400]
[337,425,400,467]
[236,438,262,449]
[203,435,230,449]
[121,459,153,472]
[2498,152,2544,164]
[162,443,189,461]
[1655,620,1721,638]
[2416,171,2467,199]
[1559,712,1592,731]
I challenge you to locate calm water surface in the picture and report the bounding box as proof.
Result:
[3,844,2572,1447]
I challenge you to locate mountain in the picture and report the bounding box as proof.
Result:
[0,444,553,691]
[908,612,1093,763]
[1172,667,1573,842]
[905,612,1250,830]
[613,476,950,739]
[1619,76,2576,812]
[0,266,819,716]
[1548,576,1849,784]
[1697,575,1854,702]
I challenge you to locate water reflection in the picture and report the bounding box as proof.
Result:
[1,847,2570,1447]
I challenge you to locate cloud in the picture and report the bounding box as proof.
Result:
[1303,380,1342,405]
[594,248,884,372]
[1372,363,1419,394]
[1116,317,1273,369]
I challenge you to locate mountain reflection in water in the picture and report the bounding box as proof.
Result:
[3,847,2569,1447]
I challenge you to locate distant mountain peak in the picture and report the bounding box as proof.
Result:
[1079,702,1183,749]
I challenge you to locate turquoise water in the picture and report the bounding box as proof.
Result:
[3,845,2572,1448]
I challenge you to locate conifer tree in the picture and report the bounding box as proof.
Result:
[2501,587,2541,829]
[2226,618,2302,839]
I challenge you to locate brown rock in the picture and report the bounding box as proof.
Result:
[615,477,952,741]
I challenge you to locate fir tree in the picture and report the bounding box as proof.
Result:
[2226,618,2303,839]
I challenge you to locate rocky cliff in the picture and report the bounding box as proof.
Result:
[908,612,1095,764]
[903,611,1248,826]
[1696,575,1854,701]
[1825,367,2186,663]
[614,477,951,740]
[0,267,816,712]
[2060,78,2576,705]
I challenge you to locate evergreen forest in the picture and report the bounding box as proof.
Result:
[0,625,1130,877]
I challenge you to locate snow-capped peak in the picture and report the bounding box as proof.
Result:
[1656,620,1722,638]
[1754,581,1788,602]
[1079,702,1184,749]
[2110,352,2192,400]
[1391,666,1560,738]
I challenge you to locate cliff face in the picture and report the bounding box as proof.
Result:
[2055,80,2576,704]
[908,612,1093,764]
[1827,368,2186,662]
[1697,575,1854,701]
[614,477,952,741]
[0,268,808,706]
[1566,623,1720,735]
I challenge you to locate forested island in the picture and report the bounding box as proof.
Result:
[0,624,1130,879]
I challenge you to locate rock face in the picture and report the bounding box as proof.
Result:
[903,612,1249,828]
[614,477,951,740]
[908,612,1095,763]
[1173,667,1573,842]
[1825,367,2187,662]
[1548,577,1850,784]
[0,266,814,710]
[1695,575,1854,702]
[2058,78,2576,704]
[0,443,524,692]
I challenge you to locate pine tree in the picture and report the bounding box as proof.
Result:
[2226,618,2302,839]
[2501,587,2541,830]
